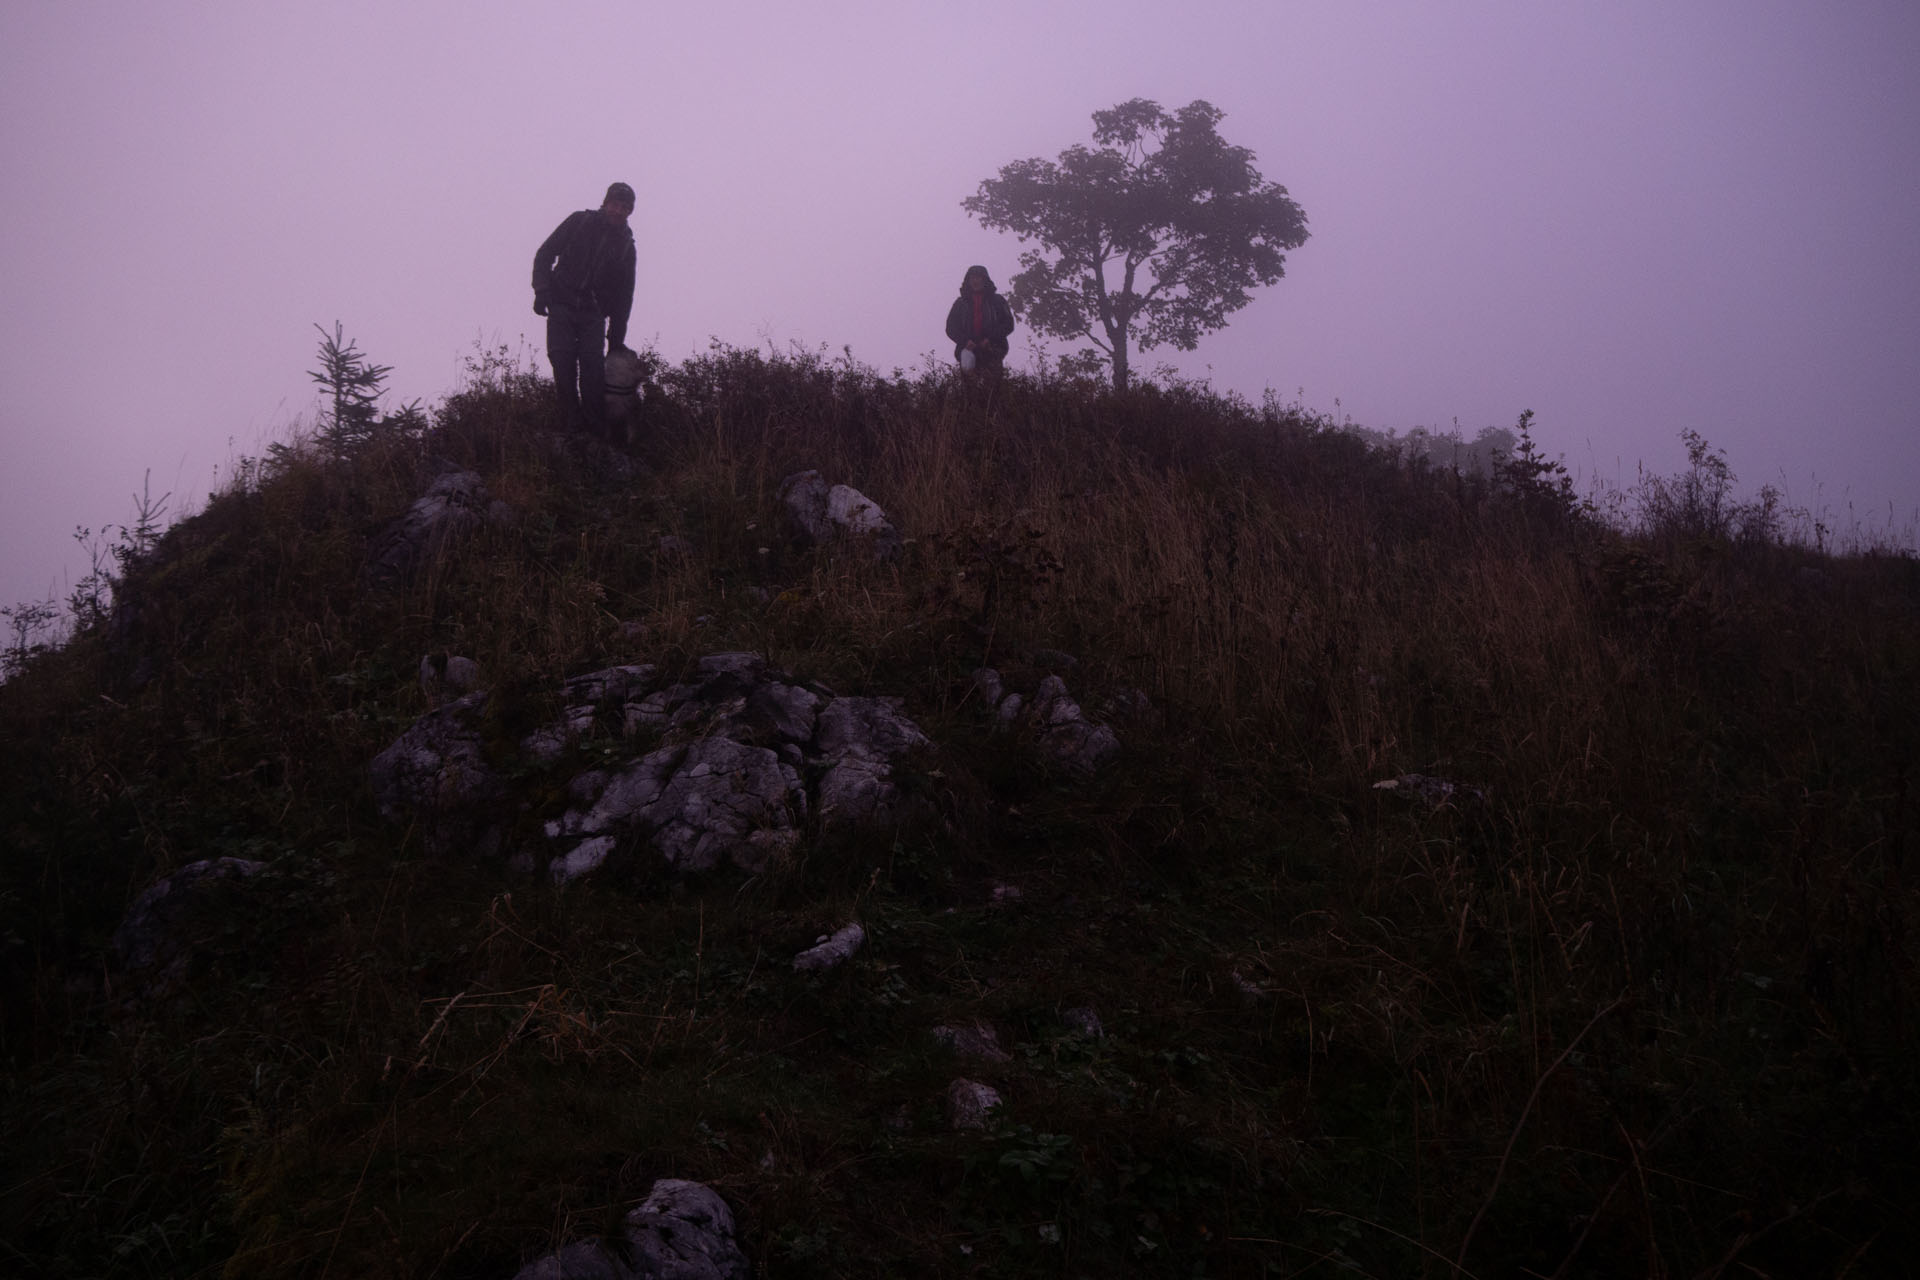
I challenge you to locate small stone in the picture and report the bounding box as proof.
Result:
[509,1177,748,1280]
[947,1078,1003,1130]
[747,682,821,744]
[696,652,765,678]
[550,836,617,883]
[443,655,481,691]
[793,922,865,972]
[419,653,482,703]
[1099,687,1155,724]
[1062,1006,1104,1039]
[1372,773,1487,808]
[932,1020,1011,1063]
[814,696,930,758]
[1028,677,1119,774]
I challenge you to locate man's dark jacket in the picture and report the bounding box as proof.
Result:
[533,211,637,348]
[945,288,1016,360]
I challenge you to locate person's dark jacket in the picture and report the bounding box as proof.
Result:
[945,281,1015,360]
[533,211,637,348]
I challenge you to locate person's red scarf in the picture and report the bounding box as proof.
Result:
[971,292,986,339]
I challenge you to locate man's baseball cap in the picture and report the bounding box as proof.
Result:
[606,182,636,206]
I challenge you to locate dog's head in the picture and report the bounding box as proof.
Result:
[604,348,643,395]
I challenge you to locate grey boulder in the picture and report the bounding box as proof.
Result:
[779,470,902,559]
[112,856,267,977]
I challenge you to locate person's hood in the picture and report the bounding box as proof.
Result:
[958,266,998,294]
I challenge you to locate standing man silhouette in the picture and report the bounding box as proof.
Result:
[533,182,637,435]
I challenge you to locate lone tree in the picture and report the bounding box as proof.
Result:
[963,99,1308,390]
[304,321,424,462]
[310,321,389,454]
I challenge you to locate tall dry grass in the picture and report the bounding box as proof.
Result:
[2,343,1913,1277]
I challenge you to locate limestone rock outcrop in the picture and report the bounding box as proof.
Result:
[373,653,933,882]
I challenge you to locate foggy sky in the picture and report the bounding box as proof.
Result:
[4,1,1918,620]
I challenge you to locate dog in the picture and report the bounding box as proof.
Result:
[603,346,644,446]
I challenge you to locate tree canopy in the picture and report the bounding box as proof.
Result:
[962,99,1308,390]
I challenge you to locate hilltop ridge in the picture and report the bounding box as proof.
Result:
[3,346,1916,1277]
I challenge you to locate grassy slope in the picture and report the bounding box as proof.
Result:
[3,347,1917,1278]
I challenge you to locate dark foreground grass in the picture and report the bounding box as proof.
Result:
[3,347,1916,1277]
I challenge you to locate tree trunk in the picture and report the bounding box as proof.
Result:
[1110,337,1130,392]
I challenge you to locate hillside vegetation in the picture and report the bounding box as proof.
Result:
[3,346,1916,1278]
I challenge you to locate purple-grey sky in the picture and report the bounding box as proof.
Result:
[5,1,1918,618]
